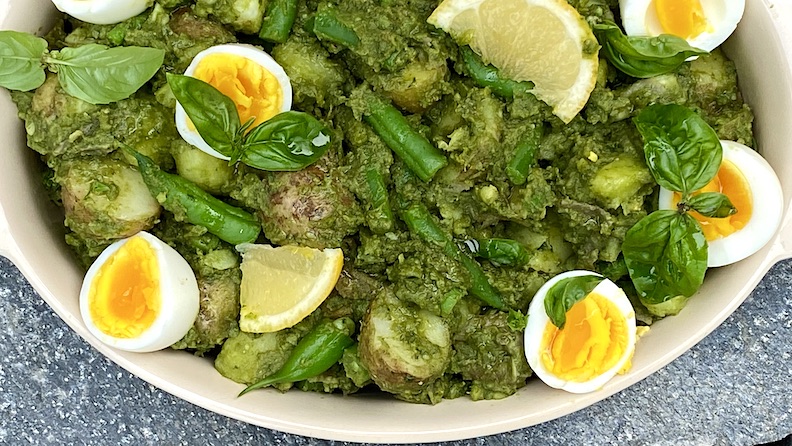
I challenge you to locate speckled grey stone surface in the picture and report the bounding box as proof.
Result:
[0,255,789,446]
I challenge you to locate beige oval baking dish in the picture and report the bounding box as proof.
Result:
[1,0,791,442]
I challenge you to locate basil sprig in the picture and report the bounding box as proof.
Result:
[544,275,603,328]
[0,30,164,104]
[47,44,165,104]
[241,111,331,170]
[622,210,707,309]
[623,104,736,317]
[593,21,708,78]
[685,192,738,218]
[169,72,241,156]
[634,104,723,194]
[167,73,332,172]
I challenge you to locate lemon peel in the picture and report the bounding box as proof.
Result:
[237,244,343,333]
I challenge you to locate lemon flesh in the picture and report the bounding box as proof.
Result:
[238,244,343,333]
[429,0,599,123]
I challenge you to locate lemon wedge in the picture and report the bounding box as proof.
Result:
[428,0,599,123]
[237,244,343,333]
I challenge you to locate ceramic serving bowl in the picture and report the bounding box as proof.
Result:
[1,0,791,442]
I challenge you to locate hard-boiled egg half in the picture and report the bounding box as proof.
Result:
[524,270,637,393]
[659,140,784,268]
[50,0,152,25]
[620,0,745,52]
[175,44,292,160]
[79,231,199,352]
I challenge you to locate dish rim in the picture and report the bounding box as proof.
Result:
[1,0,792,442]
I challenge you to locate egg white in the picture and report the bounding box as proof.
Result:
[175,44,293,160]
[620,0,745,52]
[524,270,637,393]
[50,0,152,25]
[658,140,784,268]
[79,231,199,353]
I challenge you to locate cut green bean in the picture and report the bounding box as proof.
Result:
[400,203,507,309]
[130,149,261,245]
[362,94,447,182]
[364,168,395,234]
[506,125,542,185]
[459,46,533,99]
[440,289,465,316]
[311,7,360,47]
[239,318,355,395]
[457,254,507,310]
[259,0,299,43]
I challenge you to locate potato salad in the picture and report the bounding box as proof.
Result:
[1,0,780,403]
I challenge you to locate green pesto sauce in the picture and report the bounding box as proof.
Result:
[13,0,754,402]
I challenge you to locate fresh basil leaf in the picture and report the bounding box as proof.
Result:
[0,31,48,91]
[471,238,531,267]
[686,192,737,218]
[167,73,240,157]
[543,274,603,328]
[634,104,722,195]
[622,210,707,315]
[240,111,332,171]
[593,21,707,78]
[47,44,164,104]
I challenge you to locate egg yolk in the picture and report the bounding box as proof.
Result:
[672,160,753,241]
[193,53,283,129]
[540,292,630,382]
[88,236,161,339]
[654,0,712,40]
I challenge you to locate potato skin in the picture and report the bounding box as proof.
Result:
[171,141,235,195]
[272,33,351,109]
[58,157,161,242]
[230,153,363,250]
[171,267,241,353]
[194,0,266,34]
[358,292,451,396]
[20,76,176,170]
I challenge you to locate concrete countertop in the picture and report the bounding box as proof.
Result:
[1,254,790,445]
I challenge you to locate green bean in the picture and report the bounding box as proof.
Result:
[364,168,395,234]
[259,0,299,43]
[440,289,465,316]
[456,254,507,310]
[239,318,355,395]
[311,7,360,47]
[130,149,261,245]
[400,203,507,309]
[106,24,127,46]
[400,202,448,246]
[459,46,533,99]
[362,94,447,182]
[506,125,542,185]
[470,238,531,266]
